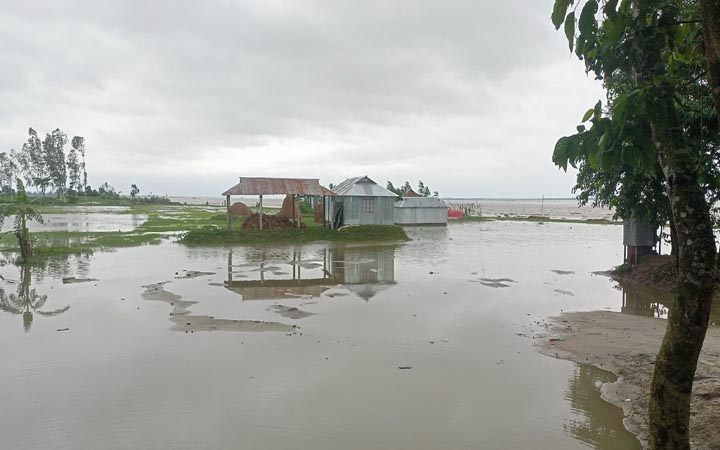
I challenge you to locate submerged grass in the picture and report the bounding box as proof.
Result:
[179,224,410,245]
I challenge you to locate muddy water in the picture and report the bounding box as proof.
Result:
[0,221,640,450]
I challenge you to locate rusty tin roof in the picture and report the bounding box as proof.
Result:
[222,177,334,196]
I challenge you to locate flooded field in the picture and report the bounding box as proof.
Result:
[0,221,642,450]
[23,206,147,233]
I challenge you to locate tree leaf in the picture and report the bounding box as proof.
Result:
[612,93,629,122]
[578,0,598,36]
[552,0,572,30]
[564,12,575,51]
[593,100,602,121]
[603,0,619,17]
[598,132,609,151]
[582,107,594,122]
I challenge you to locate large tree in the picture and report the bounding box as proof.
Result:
[21,128,48,195]
[71,136,87,196]
[552,1,719,448]
[43,129,68,200]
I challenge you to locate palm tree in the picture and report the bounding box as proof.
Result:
[0,179,44,261]
[0,265,69,332]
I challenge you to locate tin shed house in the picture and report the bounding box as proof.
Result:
[623,217,656,264]
[328,176,396,228]
[394,196,449,225]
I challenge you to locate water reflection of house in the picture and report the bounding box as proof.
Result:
[332,246,396,300]
[225,245,396,301]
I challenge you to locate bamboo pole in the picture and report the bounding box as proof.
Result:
[226,195,231,230]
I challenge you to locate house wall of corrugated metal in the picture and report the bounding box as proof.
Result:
[394,207,448,225]
[623,219,655,246]
[341,196,395,225]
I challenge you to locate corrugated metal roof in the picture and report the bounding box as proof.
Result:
[395,197,449,208]
[403,189,422,197]
[332,176,397,197]
[222,177,334,196]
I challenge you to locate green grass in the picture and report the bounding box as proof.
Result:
[0,204,409,259]
[179,225,410,245]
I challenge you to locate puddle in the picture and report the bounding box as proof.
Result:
[0,221,642,450]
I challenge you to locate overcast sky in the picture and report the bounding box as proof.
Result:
[0,0,605,198]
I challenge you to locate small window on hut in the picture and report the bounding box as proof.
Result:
[361,198,375,213]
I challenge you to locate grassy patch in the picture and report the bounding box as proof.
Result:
[612,263,634,274]
[179,224,410,245]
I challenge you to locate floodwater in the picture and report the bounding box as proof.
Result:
[21,206,147,233]
[0,221,641,450]
[172,196,613,220]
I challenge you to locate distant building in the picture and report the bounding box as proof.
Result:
[394,196,449,225]
[328,176,396,228]
[402,188,422,198]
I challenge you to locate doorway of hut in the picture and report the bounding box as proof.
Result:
[333,202,344,229]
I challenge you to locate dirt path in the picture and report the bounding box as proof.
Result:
[539,311,720,449]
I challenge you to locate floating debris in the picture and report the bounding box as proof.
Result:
[268,304,316,319]
[62,277,98,284]
[175,270,215,279]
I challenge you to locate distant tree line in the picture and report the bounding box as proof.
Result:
[386,180,438,198]
[0,128,88,200]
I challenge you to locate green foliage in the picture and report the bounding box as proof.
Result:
[0,180,44,261]
[4,128,88,199]
[386,180,438,197]
[612,263,633,274]
[179,224,410,245]
[551,0,719,231]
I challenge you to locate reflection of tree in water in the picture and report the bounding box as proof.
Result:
[620,282,720,324]
[563,364,640,450]
[0,265,70,332]
[32,252,93,283]
[619,283,669,319]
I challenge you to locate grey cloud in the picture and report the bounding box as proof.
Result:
[0,0,603,197]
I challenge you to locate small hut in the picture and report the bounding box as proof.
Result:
[328,176,396,228]
[222,177,334,230]
[394,196,449,225]
[623,216,656,264]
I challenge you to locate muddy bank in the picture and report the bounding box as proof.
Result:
[612,255,676,292]
[539,311,720,449]
[141,282,297,333]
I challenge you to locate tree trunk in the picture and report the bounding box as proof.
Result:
[700,0,720,127]
[648,99,716,450]
[668,215,678,266]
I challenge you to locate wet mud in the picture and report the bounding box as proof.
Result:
[141,282,295,332]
